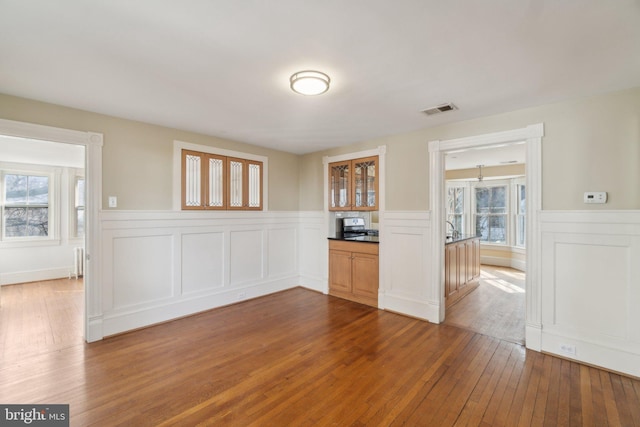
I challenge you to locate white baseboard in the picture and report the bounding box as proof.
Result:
[481,256,525,272]
[541,331,640,378]
[382,291,440,323]
[0,267,74,286]
[298,275,327,294]
[101,277,298,337]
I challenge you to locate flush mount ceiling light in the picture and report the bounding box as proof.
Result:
[290,70,330,96]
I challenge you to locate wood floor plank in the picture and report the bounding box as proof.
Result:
[2,280,640,426]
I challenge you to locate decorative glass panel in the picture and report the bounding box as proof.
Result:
[208,157,224,207]
[184,154,201,207]
[229,160,243,207]
[248,163,261,208]
[330,163,350,208]
[354,160,376,208]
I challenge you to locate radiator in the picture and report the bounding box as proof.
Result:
[71,246,84,279]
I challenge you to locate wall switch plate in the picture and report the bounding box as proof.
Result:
[108,196,117,208]
[583,191,607,204]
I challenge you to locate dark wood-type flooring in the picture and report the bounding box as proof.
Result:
[1,279,639,426]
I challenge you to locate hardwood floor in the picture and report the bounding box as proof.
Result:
[445,265,526,345]
[1,280,639,426]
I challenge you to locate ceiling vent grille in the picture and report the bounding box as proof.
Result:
[422,103,458,116]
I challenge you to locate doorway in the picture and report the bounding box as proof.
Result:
[442,144,527,344]
[0,118,103,343]
[0,136,86,356]
[428,123,544,351]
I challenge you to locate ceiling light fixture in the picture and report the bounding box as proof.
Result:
[290,70,330,96]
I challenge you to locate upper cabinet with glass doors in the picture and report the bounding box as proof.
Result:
[329,156,378,211]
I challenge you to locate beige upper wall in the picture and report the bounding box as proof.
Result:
[0,94,300,211]
[300,87,640,211]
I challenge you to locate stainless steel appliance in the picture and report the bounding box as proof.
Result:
[336,217,379,240]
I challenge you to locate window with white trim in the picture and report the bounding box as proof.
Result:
[1,168,54,240]
[474,184,508,244]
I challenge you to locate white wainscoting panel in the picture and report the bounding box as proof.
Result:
[540,211,640,377]
[98,211,303,338]
[112,234,175,309]
[229,229,264,286]
[181,232,225,295]
[298,212,327,293]
[268,227,298,278]
[380,211,438,322]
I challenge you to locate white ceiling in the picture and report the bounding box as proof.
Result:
[1,1,639,155]
[445,142,526,171]
[0,135,85,168]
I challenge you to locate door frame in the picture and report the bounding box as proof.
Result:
[0,118,103,342]
[429,123,543,351]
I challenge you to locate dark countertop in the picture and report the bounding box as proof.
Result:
[445,234,479,245]
[328,235,379,244]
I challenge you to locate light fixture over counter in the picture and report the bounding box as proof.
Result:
[290,70,330,96]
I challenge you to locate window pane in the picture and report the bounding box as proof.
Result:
[490,187,506,213]
[475,187,489,213]
[518,184,526,214]
[5,207,48,237]
[76,179,85,207]
[184,154,202,207]
[208,157,224,207]
[5,174,27,204]
[28,176,49,204]
[229,160,243,207]
[248,163,261,208]
[476,214,506,243]
[76,207,85,237]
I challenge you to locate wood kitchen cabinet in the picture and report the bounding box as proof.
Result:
[328,156,378,211]
[328,240,379,307]
[445,236,480,308]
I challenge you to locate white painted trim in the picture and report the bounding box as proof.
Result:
[429,123,543,350]
[0,118,103,342]
[0,268,72,286]
[172,140,269,211]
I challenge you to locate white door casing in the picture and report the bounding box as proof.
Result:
[429,123,543,351]
[0,118,103,342]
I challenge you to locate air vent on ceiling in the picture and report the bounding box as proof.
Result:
[422,103,458,116]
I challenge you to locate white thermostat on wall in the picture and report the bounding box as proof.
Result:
[583,191,607,204]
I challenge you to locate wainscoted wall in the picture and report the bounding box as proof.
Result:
[540,211,640,377]
[98,211,303,337]
[95,209,640,377]
[379,211,438,322]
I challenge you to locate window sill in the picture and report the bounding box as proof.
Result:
[0,238,62,249]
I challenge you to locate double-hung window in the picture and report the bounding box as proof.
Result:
[2,171,51,240]
[474,184,507,244]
